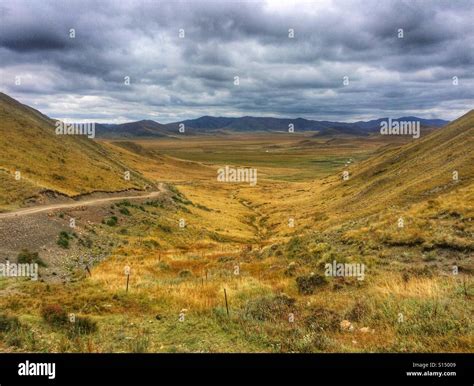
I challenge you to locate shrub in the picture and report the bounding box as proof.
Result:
[52,173,66,181]
[296,274,327,295]
[143,239,159,249]
[304,307,340,332]
[286,237,304,258]
[41,304,68,327]
[145,200,164,208]
[243,294,295,321]
[119,207,131,216]
[158,262,170,270]
[195,203,211,211]
[57,231,71,249]
[41,305,97,335]
[69,316,97,336]
[179,270,192,278]
[158,224,172,233]
[345,300,370,322]
[17,249,47,267]
[105,216,118,226]
[286,237,315,260]
[0,314,21,332]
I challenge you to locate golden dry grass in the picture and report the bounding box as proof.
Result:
[0,109,472,353]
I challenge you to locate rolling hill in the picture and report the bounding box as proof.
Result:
[96,115,449,138]
[327,109,474,215]
[0,93,154,210]
[96,120,171,138]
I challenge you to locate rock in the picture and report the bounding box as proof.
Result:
[340,320,354,331]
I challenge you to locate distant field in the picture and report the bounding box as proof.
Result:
[103,133,408,181]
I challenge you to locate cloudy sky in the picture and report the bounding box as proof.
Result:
[0,0,473,123]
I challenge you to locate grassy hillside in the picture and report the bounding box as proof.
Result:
[326,109,474,215]
[96,120,171,138]
[0,93,154,210]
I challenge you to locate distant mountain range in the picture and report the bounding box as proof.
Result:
[96,115,449,138]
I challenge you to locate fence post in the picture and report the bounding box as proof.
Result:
[224,288,230,317]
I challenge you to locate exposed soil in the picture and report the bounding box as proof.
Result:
[0,185,167,283]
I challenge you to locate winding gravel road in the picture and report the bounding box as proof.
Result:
[0,184,165,219]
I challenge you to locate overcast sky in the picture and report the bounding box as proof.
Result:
[0,0,473,123]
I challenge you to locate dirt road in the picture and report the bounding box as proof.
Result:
[0,184,165,219]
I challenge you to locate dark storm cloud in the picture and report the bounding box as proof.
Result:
[0,0,472,123]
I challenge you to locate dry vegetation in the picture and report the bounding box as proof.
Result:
[0,93,154,211]
[0,107,472,353]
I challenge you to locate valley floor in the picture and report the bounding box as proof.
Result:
[0,133,472,353]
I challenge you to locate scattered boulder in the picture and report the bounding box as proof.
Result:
[340,319,354,331]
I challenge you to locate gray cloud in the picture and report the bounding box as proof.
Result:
[0,0,472,123]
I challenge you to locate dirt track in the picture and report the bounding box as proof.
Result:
[0,184,165,219]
